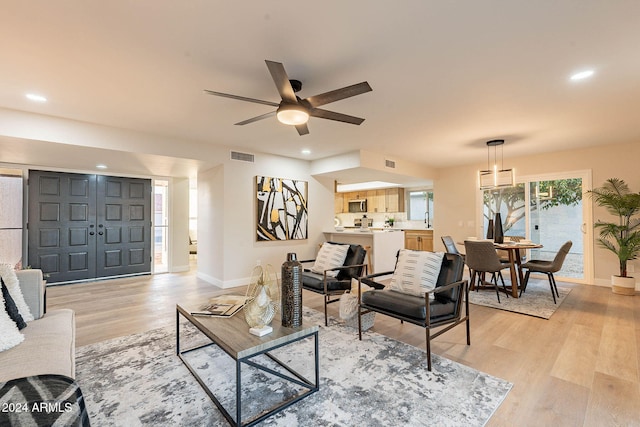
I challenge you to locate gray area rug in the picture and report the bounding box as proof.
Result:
[75,308,512,426]
[468,278,571,319]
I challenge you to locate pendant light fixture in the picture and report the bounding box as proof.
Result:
[479,139,515,189]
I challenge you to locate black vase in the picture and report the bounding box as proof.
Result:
[494,213,504,244]
[281,253,303,327]
[486,219,494,239]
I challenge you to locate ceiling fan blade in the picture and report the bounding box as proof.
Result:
[204,90,279,107]
[309,108,365,125]
[304,82,372,108]
[234,111,277,126]
[265,60,297,103]
[295,123,310,136]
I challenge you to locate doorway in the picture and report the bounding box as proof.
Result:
[28,170,152,284]
[482,170,592,283]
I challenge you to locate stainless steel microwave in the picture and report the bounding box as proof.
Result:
[348,199,367,213]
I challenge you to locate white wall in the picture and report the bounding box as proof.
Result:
[197,153,335,288]
[197,165,225,286]
[434,140,640,287]
[169,176,190,272]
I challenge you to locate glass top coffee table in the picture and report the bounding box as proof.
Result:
[176,304,319,426]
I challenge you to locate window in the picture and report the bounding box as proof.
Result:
[154,180,169,273]
[407,190,434,227]
[0,169,23,267]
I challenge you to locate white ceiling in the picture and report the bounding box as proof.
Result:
[1,1,640,181]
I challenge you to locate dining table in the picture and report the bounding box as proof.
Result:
[493,241,543,297]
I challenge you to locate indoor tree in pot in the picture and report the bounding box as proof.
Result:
[587,178,640,295]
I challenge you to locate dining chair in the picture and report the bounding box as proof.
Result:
[520,241,572,303]
[464,240,511,302]
[442,235,471,281]
[441,235,464,260]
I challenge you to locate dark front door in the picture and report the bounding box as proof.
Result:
[96,175,151,278]
[28,170,151,283]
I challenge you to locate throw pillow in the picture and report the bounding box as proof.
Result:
[2,278,26,330]
[0,279,25,352]
[311,243,350,278]
[388,250,444,298]
[0,263,34,322]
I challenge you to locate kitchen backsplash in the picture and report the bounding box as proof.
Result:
[335,212,429,229]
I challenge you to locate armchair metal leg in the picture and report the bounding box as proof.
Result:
[324,295,329,326]
[465,285,471,346]
[465,313,471,346]
[425,328,432,371]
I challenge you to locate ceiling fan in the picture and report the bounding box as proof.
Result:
[204,60,372,136]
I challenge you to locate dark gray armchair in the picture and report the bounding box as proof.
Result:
[300,242,368,326]
[357,253,468,371]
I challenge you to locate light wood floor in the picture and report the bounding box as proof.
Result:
[47,265,640,426]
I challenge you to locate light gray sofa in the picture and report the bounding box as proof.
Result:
[0,269,75,382]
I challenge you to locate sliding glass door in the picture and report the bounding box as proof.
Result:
[528,178,584,279]
[482,170,592,283]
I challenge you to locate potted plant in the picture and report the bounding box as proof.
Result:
[587,178,640,295]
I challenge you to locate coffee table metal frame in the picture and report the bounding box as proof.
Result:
[176,304,319,427]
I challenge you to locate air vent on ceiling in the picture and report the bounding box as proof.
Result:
[230,151,255,163]
[385,159,396,169]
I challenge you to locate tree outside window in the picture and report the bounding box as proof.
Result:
[483,179,583,235]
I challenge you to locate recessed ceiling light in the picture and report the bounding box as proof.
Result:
[570,70,595,81]
[96,164,108,169]
[301,149,311,155]
[25,93,47,102]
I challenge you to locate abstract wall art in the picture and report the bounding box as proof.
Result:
[256,176,308,241]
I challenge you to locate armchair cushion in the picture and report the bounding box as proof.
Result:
[387,250,444,298]
[301,271,352,292]
[362,289,456,321]
[310,243,350,277]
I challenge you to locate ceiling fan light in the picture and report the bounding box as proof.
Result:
[276,104,309,125]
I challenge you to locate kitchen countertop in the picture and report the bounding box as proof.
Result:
[339,227,433,231]
[325,229,400,235]
[326,229,433,235]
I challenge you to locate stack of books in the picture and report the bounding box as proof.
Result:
[190,295,248,318]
